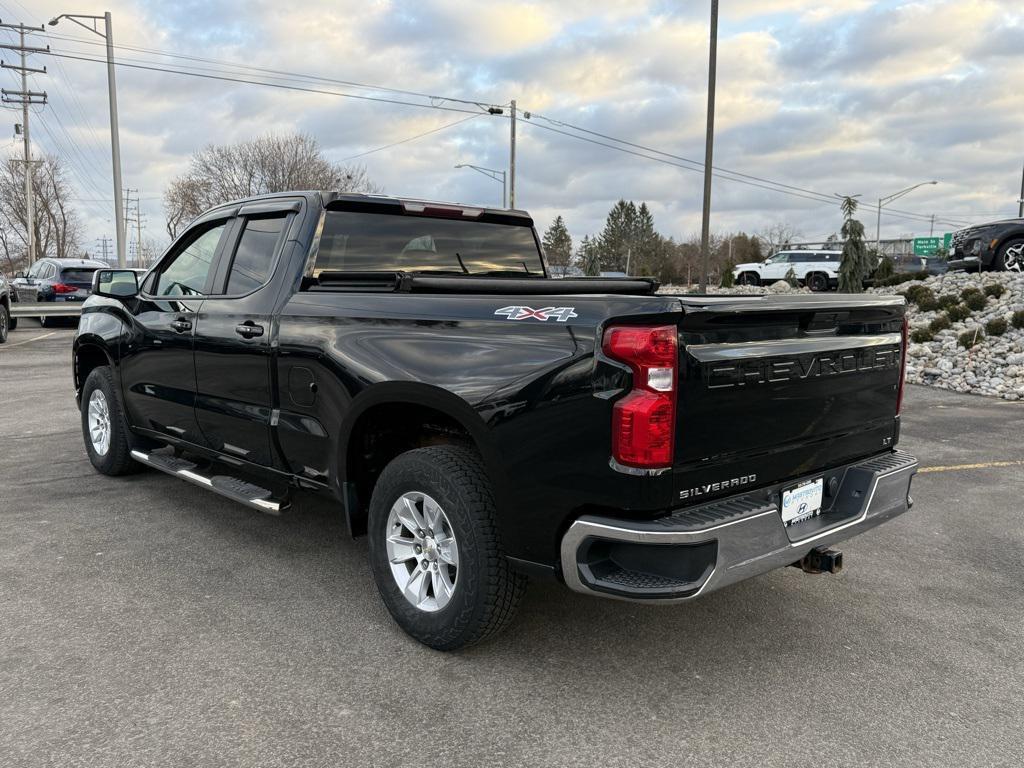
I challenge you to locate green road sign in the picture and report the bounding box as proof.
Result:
[913,237,941,255]
[943,232,952,250]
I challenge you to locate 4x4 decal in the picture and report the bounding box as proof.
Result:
[494,306,579,322]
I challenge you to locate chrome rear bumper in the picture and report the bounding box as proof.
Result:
[560,450,918,602]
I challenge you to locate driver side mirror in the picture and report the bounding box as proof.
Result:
[93,269,139,299]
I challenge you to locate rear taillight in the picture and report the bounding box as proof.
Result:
[53,283,77,294]
[897,315,909,414]
[602,324,677,468]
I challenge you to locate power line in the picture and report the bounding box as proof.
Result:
[44,49,500,117]
[339,113,483,162]
[41,28,504,110]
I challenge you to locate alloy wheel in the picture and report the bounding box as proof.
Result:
[1004,243,1023,272]
[385,491,459,612]
[87,389,112,456]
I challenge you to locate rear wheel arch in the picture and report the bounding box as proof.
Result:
[339,384,504,536]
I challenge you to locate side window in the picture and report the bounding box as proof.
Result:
[44,263,57,279]
[224,215,287,295]
[155,223,227,297]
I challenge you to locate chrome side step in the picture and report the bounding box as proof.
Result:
[130,449,289,515]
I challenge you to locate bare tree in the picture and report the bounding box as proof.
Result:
[163,133,379,238]
[757,222,802,256]
[0,154,82,274]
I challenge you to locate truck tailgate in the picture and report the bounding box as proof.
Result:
[671,294,906,503]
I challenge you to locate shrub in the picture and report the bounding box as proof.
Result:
[874,256,895,281]
[784,266,798,288]
[902,284,930,303]
[1013,310,1024,329]
[910,327,934,343]
[928,315,951,333]
[985,318,1008,336]
[905,286,935,307]
[960,286,983,301]
[937,294,960,310]
[964,292,987,311]
[983,283,1006,299]
[958,329,984,349]
[946,304,970,323]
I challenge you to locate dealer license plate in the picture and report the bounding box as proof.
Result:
[781,478,823,525]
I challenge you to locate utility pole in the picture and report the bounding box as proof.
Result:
[698,0,719,293]
[929,214,935,237]
[96,236,111,263]
[48,12,125,266]
[508,99,517,209]
[0,20,48,268]
[1018,162,1024,219]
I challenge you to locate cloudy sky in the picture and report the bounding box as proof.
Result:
[3,0,1022,256]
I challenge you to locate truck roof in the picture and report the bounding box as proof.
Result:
[209,190,533,222]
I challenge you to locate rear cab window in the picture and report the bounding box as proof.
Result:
[223,215,288,295]
[313,209,545,277]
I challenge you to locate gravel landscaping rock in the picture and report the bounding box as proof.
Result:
[868,271,1024,402]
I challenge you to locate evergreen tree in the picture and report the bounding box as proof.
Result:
[838,196,869,293]
[596,200,638,272]
[541,215,574,276]
[578,235,600,276]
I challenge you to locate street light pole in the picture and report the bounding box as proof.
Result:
[698,0,719,292]
[874,180,938,255]
[454,164,507,208]
[508,99,517,209]
[49,11,125,267]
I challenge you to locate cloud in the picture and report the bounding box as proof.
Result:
[13,0,1024,254]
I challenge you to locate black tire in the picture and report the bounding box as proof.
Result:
[0,303,8,343]
[738,272,760,287]
[367,445,527,650]
[80,366,142,476]
[38,315,48,328]
[807,272,829,292]
[993,238,1024,273]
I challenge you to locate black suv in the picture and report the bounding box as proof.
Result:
[12,258,108,326]
[948,218,1024,272]
[0,270,17,343]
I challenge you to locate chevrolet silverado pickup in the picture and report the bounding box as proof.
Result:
[73,191,918,650]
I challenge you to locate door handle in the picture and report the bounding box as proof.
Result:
[235,322,264,339]
[170,319,192,333]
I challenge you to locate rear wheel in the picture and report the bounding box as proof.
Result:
[367,445,526,650]
[80,366,141,476]
[994,238,1024,272]
[738,272,760,286]
[807,272,829,292]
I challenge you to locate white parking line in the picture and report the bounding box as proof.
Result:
[1,331,57,348]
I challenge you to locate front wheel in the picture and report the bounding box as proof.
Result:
[738,272,760,286]
[80,366,142,476]
[0,303,8,343]
[994,238,1024,272]
[367,446,527,650]
[807,272,829,292]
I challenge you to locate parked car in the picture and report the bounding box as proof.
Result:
[733,249,842,291]
[0,270,17,343]
[12,257,108,327]
[73,192,917,650]
[948,218,1024,272]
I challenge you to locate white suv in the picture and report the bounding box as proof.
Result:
[733,250,841,291]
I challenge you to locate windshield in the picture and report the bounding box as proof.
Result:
[314,210,545,275]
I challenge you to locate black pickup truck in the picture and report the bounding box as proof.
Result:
[74,191,918,650]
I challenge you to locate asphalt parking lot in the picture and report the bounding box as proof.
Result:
[1,323,1022,767]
